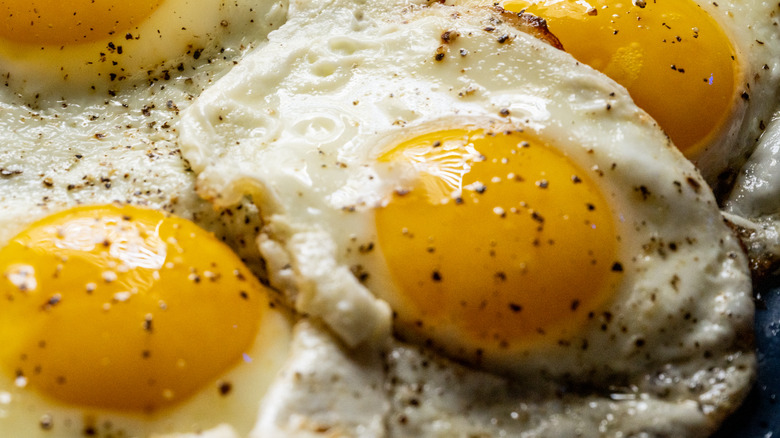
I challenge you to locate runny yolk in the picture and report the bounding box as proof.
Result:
[0,205,265,412]
[503,0,737,158]
[0,0,163,46]
[375,129,623,362]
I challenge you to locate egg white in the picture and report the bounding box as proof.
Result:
[716,0,780,278]
[252,319,388,438]
[723,110,780,279]
[178,0,755,436]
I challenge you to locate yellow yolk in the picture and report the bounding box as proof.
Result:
[0,205,267,412]
[375,129,623,361]
[0,0,163,46]
[503,0,737,158]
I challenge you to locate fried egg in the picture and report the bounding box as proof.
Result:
[0,205,292,437]
[0,0,288,97]
[494,0,780,194]
[179,0,755,435]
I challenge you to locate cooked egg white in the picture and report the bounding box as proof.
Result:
[252,319,388,438]
[179,0,755,435]
[723,111,780,279]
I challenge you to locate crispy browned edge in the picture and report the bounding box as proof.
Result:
[490,5,564,50]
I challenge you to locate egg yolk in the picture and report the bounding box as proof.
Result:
[0,205,266,412]
[375,129,622,360]
[0,0,163,46]
[503,0,737,158]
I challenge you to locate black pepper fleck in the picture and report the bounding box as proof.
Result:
[218,381,232,396]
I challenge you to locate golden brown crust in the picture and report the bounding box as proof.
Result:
[723,214,780,284]
[491,5,564,50]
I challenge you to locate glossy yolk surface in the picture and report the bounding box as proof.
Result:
[0,0,163,45]
[0,205,265,412]
[375,129,623,359]
[503,0,737,158]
